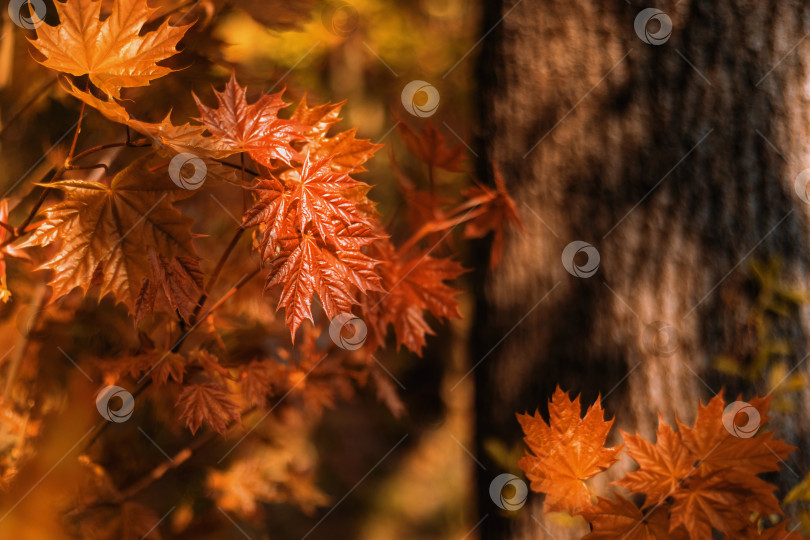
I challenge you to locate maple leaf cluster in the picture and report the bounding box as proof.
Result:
[517,388,800,539]
[0,0,525,534]
[15,0,523,359]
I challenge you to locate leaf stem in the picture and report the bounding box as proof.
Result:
[214,158,260,178]
[241,153,248,212]
[67,99,87,162]
[206,227,246,293]
[6,166,64,243]
[397,205,487,255]
[185,226,248,329]
[70,140,148,164]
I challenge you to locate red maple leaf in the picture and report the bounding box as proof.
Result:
[292,96,381,174]
[266,226,383,340]
[396,119,467,172]
[176,382,241,435]
[194,72,306,166]
[284,152,371,246]
[360,241,465,355]
[462,168,525,267]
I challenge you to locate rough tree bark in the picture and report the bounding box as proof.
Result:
[472,1,810,538]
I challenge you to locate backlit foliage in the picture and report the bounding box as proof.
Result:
[518,388,801,539]
[0,0,517,536]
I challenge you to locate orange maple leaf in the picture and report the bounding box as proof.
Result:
[242,176,293,260]
[613,392,795,540]
[615,420,695,507]
[19,153,197,309]
[30,0,191,97]
[284,153,372,246]
[291,95,345,138]
[580,496,688,540]
[517,386,621,513]
[667,393,795,539]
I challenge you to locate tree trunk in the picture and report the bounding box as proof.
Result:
[472,1,810,538]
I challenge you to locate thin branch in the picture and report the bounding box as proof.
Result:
[6,88,125,243]
[158,0,201,19]
[187,226,247,328]
[83,267,261,451]
[117,430,216,501]
[241,153,248,212]
[69,404,259,520]
[214,158,260,178]
[203,267,261,315]
[207,227,246,293]
[65,163,109,174]
[2,166,63,245]
[116,403,259,504]
[178,264,260,352]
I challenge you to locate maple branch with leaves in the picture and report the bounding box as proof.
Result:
[0,0,525,537]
